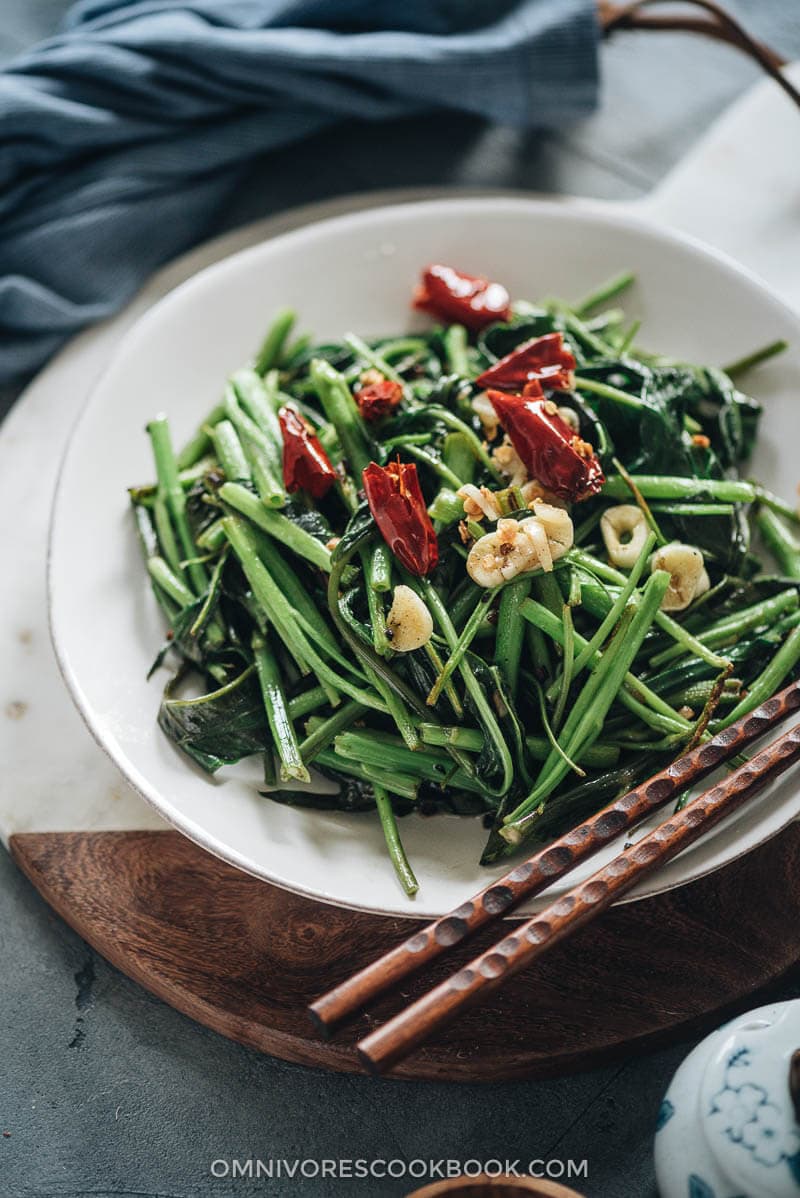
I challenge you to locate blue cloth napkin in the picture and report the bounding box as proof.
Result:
[0,0,599,383]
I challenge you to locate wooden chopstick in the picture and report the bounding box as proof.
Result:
[309,679,800,1035]
[357,716,800,1074]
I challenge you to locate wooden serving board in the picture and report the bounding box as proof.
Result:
[9,826,800,1081]
[3,67,800,1082]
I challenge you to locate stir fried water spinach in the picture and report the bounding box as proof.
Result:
[129,264,800,896]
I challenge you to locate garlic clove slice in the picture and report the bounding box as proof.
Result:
[385,585,434,652]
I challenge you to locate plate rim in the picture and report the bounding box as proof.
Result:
[47,191,800,918]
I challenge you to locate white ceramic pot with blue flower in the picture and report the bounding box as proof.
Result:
[655,1000,800,1197]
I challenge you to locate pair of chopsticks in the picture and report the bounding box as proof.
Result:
[309,679,800,1074]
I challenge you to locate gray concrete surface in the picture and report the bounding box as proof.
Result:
[2,3,800,1195]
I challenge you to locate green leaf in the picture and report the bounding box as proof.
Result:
[655,1098,675,1131]
[331,502,375,564]
[476,311,567,362]
[158,667,268,773]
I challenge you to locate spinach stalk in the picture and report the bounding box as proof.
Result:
[252,631,309,783]
[503,570,671,844]
[373,783,419,898]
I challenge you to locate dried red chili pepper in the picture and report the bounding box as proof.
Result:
[487,390,604,503]
[475,332,576,392]
[356,379,404,422]
[362,460,439,576]
[279,403,337,499]
[413,264,511,332]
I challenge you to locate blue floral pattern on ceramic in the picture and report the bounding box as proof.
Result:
[653,1000,800,1198]
[657,1099,676,1131]
[708,1048,800,1174]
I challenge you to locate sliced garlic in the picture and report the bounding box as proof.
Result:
[531,499,574,558]
[651,542,708,611]
[472,392,500,438]
[520,479,566,509]
[695,567,711,600]
[385,585,433,652]
[491,436,528,488]
[600,504,649,569]
[459,480,565,525]
[525,515,553,572]
[457,484,502,522]
[468,525,535,587]
[466,502,573,587]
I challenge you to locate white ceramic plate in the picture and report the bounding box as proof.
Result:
[49,196,800,917]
